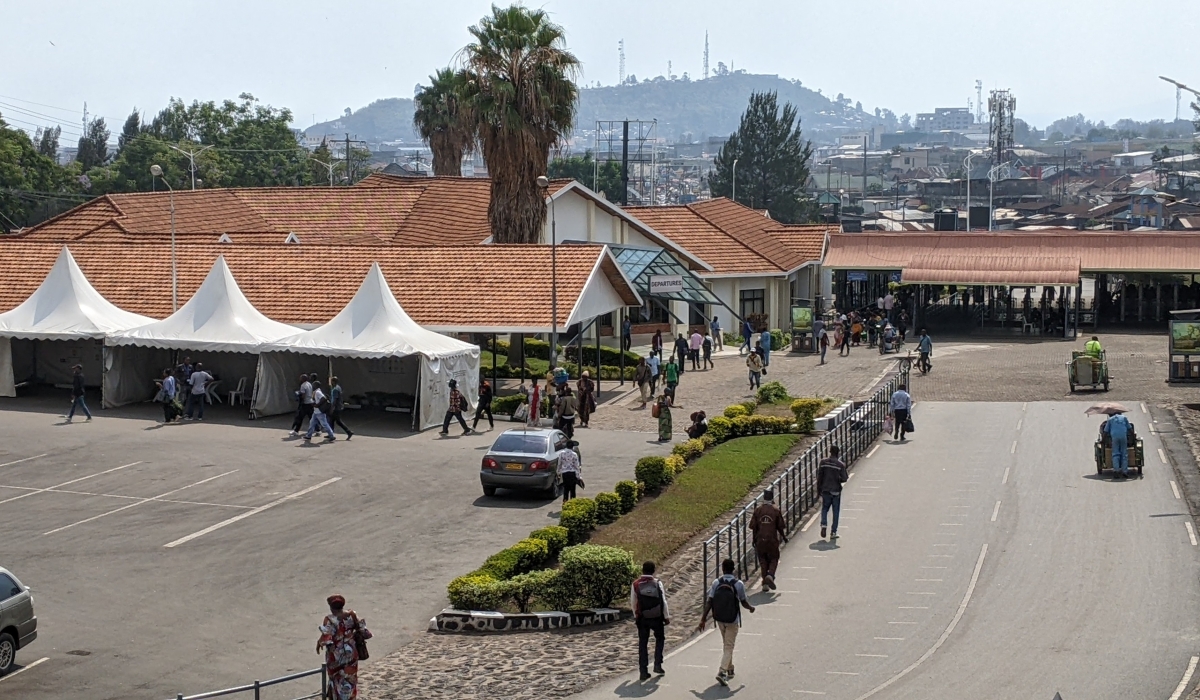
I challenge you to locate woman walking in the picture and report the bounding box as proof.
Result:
[317,595,370,700]
[556,386,578,439]
[525,380,541,428]
[654,393,673,442]
[576,371,595,428]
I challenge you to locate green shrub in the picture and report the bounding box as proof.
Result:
[594,492,621,524]
[614,480,639,513]
[564,345,641,367]
[559,544,639,608]
[665,453,686,476]
[740,400,758,415]
[537,567,578,612]
[790,398,826,432]
[723,404,750,419]
[635,456,671,493]
[479,538,549,579]
[672,438,707,461]
[769,328,788,352]
[505,569,559,613]
[756,380,790,405]
[700,434,717,450]
[447,573,505,611]
[637,481,646,499]
[560,497,598,544]
[726,414,794,439]
[490,393,553,417]
[528,526,569,558]
[707,416,732,443]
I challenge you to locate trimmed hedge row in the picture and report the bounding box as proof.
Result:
[560,497,598,544]
[790,398,826,433]
[447,544,638,613]
[487,337,640,366]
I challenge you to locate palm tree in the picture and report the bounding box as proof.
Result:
[413,68,474,177]
[463,5,579,244]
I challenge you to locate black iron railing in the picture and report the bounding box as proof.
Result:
[169,665,327,700]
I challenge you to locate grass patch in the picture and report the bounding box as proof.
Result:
[755,397,840,419]
[479,351,550,379]
[590,434,800,564]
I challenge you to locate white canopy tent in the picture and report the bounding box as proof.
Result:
[253,263,480,430]
[103,256,299,408]
[0,247,154,398]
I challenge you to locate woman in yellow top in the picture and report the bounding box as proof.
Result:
[1085,336,1103,358]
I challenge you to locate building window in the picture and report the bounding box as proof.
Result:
[688,304,708,326]
[740,289,765,318]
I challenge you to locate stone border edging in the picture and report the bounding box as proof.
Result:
[429,607,628,633]
[815,400,854,431]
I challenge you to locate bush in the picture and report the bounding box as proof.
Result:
[505,569,559,613]
[665,454,686,478]
[728,415,795,439]
[672,438,707,461]
[756,380,790,405]
[635,456,671,493]
[537,567,578,612]
[448,573,505,611]
[769,328,788,352]
[594,492,621,524]
[560,497,598,544]
[528,525,569,558]
[790,398,826,433]
[724,404,750,419]
[559,544,639,609]
[490,393,552,417]
[707,416,732,443]
[479,538,550,579]
[614,480,639,514]
[564,345,641,367]
[700,434,717,450]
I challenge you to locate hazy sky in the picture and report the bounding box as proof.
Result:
[2,0,1193,142]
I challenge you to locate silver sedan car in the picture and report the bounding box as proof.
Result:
[480,428,579,498]
[0,567,36,676]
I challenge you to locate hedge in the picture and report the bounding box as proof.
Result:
[447,546,637,612]
[478,537,550,580]
[635,456,671,493]
[665,454,685,476]
[560,497,598,544]
[730,414,794,437]
[595,492,621,524]
[707,416,732,443]
[791,398,826,433]
[448,573,506,611]
[505,569,559,613]
[672,438,706,461]
[724,404,751,419]
[528,525,569,558]
[756,380,790,405]
[564,345,641,367]
[558,545,639,608]
[615,480,639,514]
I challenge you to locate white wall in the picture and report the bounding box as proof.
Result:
[542,191,659,249]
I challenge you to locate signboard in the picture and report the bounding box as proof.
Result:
[649,275,685,295]
[1171,321,1200,354]
[791,306,813,333]
[847,271,868,282]
[889,271,902,283]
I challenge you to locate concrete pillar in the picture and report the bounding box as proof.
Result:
[768,279,781,330]
[586,200,595,242]
[1120,283,1126,322]
[1138,283,1144,322]
[1156,282,1162,322]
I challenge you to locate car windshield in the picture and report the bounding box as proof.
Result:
[491,434,549,454]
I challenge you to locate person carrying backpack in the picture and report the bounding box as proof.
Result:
[630,561,670,681]
[697,558,755,687]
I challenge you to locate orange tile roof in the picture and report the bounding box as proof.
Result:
[626,199,817,275]
[766,225,832,261]
[0,242,637,332]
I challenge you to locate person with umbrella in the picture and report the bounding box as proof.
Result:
[1089,403,1132,479]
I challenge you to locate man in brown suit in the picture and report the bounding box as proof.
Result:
[750,489,788,591]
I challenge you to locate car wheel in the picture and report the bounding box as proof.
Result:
[0,632,15,675]
[546,480,561,499]
[482,486,497,498]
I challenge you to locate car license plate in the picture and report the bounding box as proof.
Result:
[504,462,524,471]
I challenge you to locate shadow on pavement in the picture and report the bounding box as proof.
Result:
[1081,473,1142,482]
[472,493,559,510]
[614,677,662,697]
[809,540,840,552]
[689,683,744,698]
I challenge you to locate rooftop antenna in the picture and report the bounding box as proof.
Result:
[975,80,983,123]
[1160,76,1200,122]
[703,32,709,80]
[619,39,626,84]
[667,60,672,79]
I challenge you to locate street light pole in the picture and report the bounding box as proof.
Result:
[963,152,977,231]
[150,164,177,310]
[537,176,559,368]
[309,158,336,186]
[988,164,1004,232]
[732,158,739,203]
[167,144,215,191]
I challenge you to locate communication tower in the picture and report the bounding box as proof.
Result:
[618,40,626,84]
[975,80,984,123]
[703,32,709,80]
[594,120,658,206]
[988,89,1016,163]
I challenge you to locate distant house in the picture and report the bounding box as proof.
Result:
[1112,151,1155,169]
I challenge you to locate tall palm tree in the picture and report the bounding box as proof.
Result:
[463,5,579,244]
[413,68,474,177]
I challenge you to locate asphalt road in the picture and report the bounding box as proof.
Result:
[0,395,671,700]
[574,401,1200,700]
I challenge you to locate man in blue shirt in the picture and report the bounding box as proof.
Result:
[889,384,913,441]
[1102,412,1132,478]
[710,315,724,352]
[917,329,933,373]
[759,329,772,368]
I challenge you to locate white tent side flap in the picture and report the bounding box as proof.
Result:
[0,337,14,398]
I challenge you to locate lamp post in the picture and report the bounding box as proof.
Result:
[963,151,979,231]
[309,157,337,186]
[150,164,178,311]
[168,144,215,190]
[731,158,738,203]
[987,163,1005,232]
[537,176,559,368]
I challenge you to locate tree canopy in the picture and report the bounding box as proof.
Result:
[413,68,474,176]
[548,151,622,201]
[0,114,81,230]
[709,91,815,224]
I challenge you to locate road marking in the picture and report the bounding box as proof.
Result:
[866,445,880,459]
[1022,402,1027,411]
[888,621,918,625]
[929,554,954,558]
[1187,522,1198,547]
[1016,418,1022,430]
[0,657,48,683]
[864,479,886,482]
[848,472,856,481]
[826,671,859,675]
[991,501,1001,522]
[0,461,143,506]
[920,566,947,570]
[1172,481,1182,500]
[43,471,237,535]
[1141,402,1148,414]
[1002,467,1010,484]
[0,484,254,510]
[0,454,49,469]
[874,637,904,641]
[1169,655,1199,700]
[914,579,943,582]
[679,664,708,669]
[802,512,820,532]
[164,477,342,548]
[1010,440,1017,454]
[856,654,889,658]
[794,692,827,695]
[939,523,963,526]
[665,627,713,660]
[932,544,955,547]
[1160,448,1169,465]
[854,544,988,700]
[906,592,936,595]
[899,606,930,609]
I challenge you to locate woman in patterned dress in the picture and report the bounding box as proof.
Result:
[317,595,368,700]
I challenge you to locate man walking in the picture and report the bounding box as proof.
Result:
[916,328,933,373]
[290,374,314,435]
[648,351,661,396]
[622,316,633,352]
[631,561,669,681]
[711,315,723,352]
[818,324,829,365]
[697,558,755,687]
[664,356,680,406]
[65,364,92,422]
[759,329,772,369]
[747,350,764,390]
[440,379,472,436]
[750,489,788,591]
[635,357,651,406]
[1102,411,1132,479]
[817,445,848,539]
[328,377,353,440]
[702,332,714,369]
[673,333,689,375]
[740,320,753,355]
[472,378,494,432]
[689,329,703,371]
[304,380,337,443]
[890,383,912,441]
[184,362,212,420]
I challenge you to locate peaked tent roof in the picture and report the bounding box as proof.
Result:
[261,263,479,360]
[106,256,298,351]
[0,246,154,340]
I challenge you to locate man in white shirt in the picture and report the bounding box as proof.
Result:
[883,292,895,320]
[304,380,337,443]
[889,384,912,441]
[185,362,213,421]
[647,351,661,395]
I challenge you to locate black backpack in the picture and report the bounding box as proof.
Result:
[711,575,741,624]
[635,577,663,619]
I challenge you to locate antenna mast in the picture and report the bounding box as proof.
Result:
[975,80,983,123]
[703,32,709,80]
[619,40,626,84]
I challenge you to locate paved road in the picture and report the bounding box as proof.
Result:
[574,401,1200,700]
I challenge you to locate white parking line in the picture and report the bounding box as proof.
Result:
[1016,419,1022,430]
[1169,655,1199,700]
[0,484,254,510]
[802,512,820,532]
[1141,402,1148,414]
[0,462,142,506]
[1010,440,1017,454]
[856,654,888,658]
[1186,522,1198,547]
[1022,402,1027,411]
[866,445,880,459]
[165,477,342,547]
[43,471,237,535]
[1002,467,1010,484]
[1172,481,1182,500]
[826,671,859,676]
[0,656,48,684]
[1160,448,1169,465]
[0,454,49,469]
[874,637,904,640]
[794,692,827,695]
[991,501,1001,522]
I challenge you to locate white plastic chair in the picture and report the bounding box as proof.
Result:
[227,377,248,406]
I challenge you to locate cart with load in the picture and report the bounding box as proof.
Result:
[1068,350,1109,392]
[1087,402,1144,476]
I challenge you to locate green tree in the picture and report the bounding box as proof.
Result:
[36,126,60,159]
[308,139,341,185]
[464,4,580,244]
[117,109,140,154]
[76,117,110,170]
[0,115,79,230]
[709,91,815,223]
[413,68,474,176]
[548,151,622,200]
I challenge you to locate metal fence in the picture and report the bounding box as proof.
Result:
[169,666,327,700]
[700,363,909,600]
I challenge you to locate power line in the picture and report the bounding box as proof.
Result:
[0,93,86,116]
[0,100,86,130]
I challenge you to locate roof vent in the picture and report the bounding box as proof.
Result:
[284,232,300,244]
[217,233,233,244]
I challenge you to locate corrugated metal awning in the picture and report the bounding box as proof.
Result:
[901,254,1080,285]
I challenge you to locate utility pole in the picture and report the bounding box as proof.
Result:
[620,120,630,205]
[862,136,868,201]
[345,133,352,184]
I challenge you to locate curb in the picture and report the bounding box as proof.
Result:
[429,607,629,633]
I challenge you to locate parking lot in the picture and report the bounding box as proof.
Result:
[0,394,670,700]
